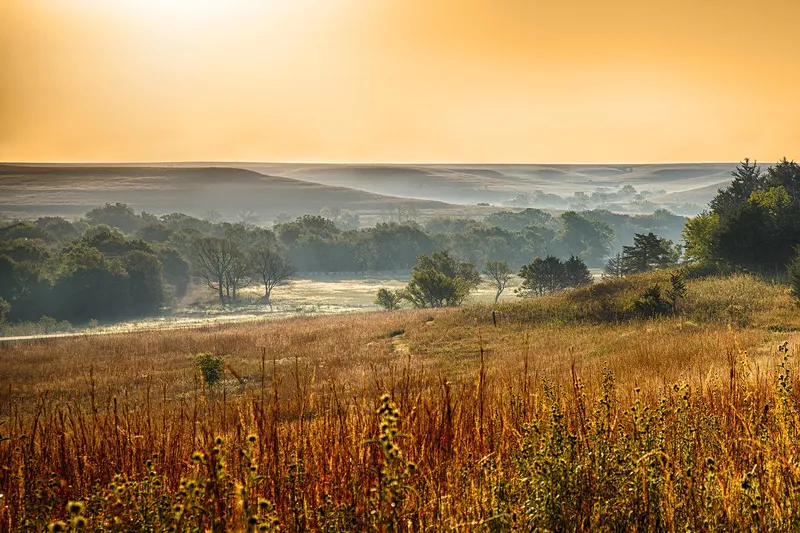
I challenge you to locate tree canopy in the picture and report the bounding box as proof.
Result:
[684,157,800,273]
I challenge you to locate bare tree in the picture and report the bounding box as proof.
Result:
[225,248,253,303]
[483,260,514,303]
[193,237,237,305]
[250,246,295,304]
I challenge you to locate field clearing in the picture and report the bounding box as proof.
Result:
[0,274,529,341]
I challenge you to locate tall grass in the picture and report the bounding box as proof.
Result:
[1,274,800,531]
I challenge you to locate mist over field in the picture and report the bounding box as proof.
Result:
[0,162,734,221]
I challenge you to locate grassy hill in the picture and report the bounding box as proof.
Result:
[2,272,800,530]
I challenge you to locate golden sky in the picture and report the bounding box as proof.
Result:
[1,0,798,163]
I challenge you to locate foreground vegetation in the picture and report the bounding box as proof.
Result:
[2,272,800,531]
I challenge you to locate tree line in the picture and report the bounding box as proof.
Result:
[15,164,791,327]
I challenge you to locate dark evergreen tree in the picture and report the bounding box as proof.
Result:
[564,255,593,287]
[621,232,677,273]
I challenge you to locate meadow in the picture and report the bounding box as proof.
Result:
[0,273,527,342]
[2,272,800,531]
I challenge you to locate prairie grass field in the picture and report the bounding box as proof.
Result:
[3,273,800,531]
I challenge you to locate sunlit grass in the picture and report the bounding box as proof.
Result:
[2,273,800,530]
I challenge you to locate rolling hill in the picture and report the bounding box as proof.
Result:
[241,162,736,206]
[0,165,454,220]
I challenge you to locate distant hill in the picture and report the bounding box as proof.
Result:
[0,162,737,221]
[0,165,454,220]
[650,180,730,205]
[240,162,736,206]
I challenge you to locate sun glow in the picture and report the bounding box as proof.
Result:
[1,0,798,163]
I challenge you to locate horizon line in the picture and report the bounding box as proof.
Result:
[0,159,745,166]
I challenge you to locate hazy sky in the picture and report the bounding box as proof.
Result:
[1,0,798,163]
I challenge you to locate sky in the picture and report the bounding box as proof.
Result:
[1,0,798,163]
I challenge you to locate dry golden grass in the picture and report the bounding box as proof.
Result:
[2,273,800,530]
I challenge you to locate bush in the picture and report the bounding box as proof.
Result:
[629,285,672,318]
[196,352,224,387]
[725,304,749,328]
[375,288,401,311]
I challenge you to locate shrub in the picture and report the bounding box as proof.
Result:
[375,288,401,311]
[725,304,749,328]
[196,352,224,387]
[629,285,672,318]
[665,271,687,313]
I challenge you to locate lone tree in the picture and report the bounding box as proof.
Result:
[193,237,238,305]
[483,260,513,303]
[400,250,479,308]
[249,246,295,304]
[621,233,678,274]
[224,247,252,303]
[374,288,401,311]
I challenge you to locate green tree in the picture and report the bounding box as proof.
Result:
[33,216,80,243]
[155,246,190,297]
[416,250,481,290]
[53,245,131,322]
[517,256,567,297]
[0,239,52,264]
[374,288,401,311]
[558,212,613,264]
[686,157,800,273]
[681,212,720,265]
[764,157,800,198]
[564,255,593,287]
[85,203,142,234]
[122,250,164,316]
[621,232,677,273]
[399,251,478,308]
[709,159,764,216]
[0,222,52,242]
[137,222,174,243]
[400,269,472,308]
